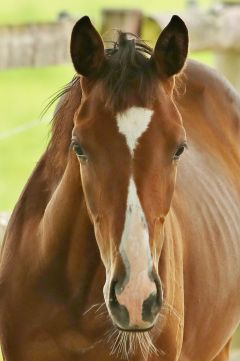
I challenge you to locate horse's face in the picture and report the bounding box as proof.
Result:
[70,16,188,331]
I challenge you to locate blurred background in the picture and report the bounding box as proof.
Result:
[0,0,240,359]
[0,0,239,211]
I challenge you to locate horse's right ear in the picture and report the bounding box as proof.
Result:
[70,16,105,77]
[150,15,188,78]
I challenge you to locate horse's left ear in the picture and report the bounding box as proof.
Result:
[70,16,106,77]
[150,15,188,78]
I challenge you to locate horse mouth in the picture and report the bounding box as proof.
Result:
[115,325,154,333]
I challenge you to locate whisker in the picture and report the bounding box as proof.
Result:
[105,327,118,342]
[83,302,104,316]
[95,310,108,319]
[161,302,183,323]
[105,327,159,360]
[95,302,106,314]
[110,330,122,355]
[102,301,181,359]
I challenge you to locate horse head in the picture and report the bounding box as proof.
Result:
[70,16,188,332]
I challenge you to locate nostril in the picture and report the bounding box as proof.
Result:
[142,278,162,323]
[109,280,118,306]
[109,280,130,328]
[142,292,161,323]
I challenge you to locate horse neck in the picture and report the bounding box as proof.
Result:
[40,154,102,302]
[160,208,184,318]
[30,79,102,307]
[4,74,103,307]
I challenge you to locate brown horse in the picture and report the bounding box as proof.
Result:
[0,15,240,361]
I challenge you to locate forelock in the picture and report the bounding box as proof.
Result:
[99,32,159,112]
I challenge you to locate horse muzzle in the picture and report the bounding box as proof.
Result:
[107,271,162,331]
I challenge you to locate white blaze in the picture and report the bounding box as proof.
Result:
[119,176,152,273]
[116,107,155,324]
[117,107,153,156]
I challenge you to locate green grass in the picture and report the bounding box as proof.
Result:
[0,64,74,210]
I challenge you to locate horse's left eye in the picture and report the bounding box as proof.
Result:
[173,144,187,160]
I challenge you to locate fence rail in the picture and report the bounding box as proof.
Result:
[2,7,240,91]
[0,16,75,69]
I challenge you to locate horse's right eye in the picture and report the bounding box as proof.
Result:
[71,139,88,162]
[73,144,84,156]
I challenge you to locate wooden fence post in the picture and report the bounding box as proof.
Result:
[101,9,143,36]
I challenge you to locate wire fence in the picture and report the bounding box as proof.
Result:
[0,117,49,141]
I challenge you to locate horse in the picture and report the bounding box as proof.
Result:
[0,14,240,361]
